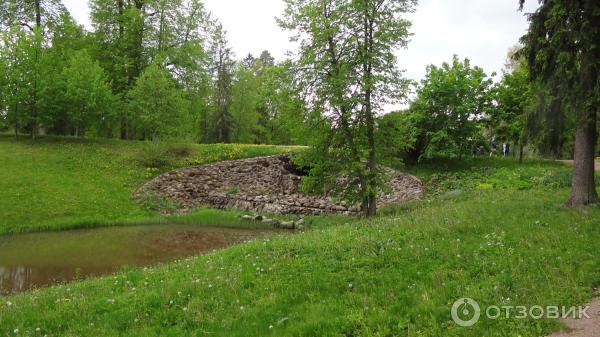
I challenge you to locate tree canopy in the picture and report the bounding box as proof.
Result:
[519,0,600,207]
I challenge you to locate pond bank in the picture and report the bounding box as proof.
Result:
[0,224,284,296]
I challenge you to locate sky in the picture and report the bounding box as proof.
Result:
[62,0,540,84]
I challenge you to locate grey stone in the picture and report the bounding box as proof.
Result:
[134,154,423,216]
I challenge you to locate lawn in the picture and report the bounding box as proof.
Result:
[0,137,599,336]
[0,135,298,234]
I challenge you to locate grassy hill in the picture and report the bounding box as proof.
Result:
[0,135,297,234]
[0,136,599,336]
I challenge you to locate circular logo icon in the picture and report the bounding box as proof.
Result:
[451,298,481,327]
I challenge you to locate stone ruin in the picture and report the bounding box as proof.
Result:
[135,154,423,215]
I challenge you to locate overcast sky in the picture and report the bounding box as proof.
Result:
[63,0,539,84]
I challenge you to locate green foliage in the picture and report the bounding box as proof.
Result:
[408,56,495,161]
[520,0,600,205]
[0,0,66,32]
[406,157,577,196]
[280,0,416,215]
[0,27,45,138]
[0,135,297,234]
[0,1,311,146]
[229,56,309,145]
[1,184,598,336]
[137,190,181,214]
[205,24,235,143]
[230,64,261,143]
[376,111,417,167]
[489,58,532,146]
[127,60,191,141]
[134,142,195,169]
[62,50,115,137]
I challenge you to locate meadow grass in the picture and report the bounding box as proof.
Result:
[0,188,598,336]
[1,136,599,336]
[0,135,298,234]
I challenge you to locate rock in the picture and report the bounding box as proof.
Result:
[277,221,296,230]
[262,218,281,227]
[241,215,254,221]
[135,154,423,216]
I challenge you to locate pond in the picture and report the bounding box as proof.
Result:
[0,225,277,296]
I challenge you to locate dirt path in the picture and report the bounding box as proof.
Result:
[558,160,600,171]
[547,297,600,337]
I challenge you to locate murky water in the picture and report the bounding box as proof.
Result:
[0,225,276,296]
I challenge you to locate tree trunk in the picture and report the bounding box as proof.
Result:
[118,0,124,38]
[566,52,599,207]
[566,114,598,207]
[14,102,19,141]
[519,143,524,164]
[362,7,377,218]
[35,0,41,28]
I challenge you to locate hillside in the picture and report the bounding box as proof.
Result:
[0,135,296,234]
[0,137,598,336]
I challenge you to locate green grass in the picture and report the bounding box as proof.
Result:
[1,137,599,336]
[0,135,298,234]
[1,188,598,336]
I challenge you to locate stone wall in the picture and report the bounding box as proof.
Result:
[136,155,423,215]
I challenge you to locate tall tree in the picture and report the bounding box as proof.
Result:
[0,52,7,130]
[520,0,600,207]
[127,60,189,141]
[280,0,415,216]
[42,12,91,135]
[406,56,494,160]
[62,50,115,137]
[230,63,261,143]
[90,0,213,140]
[1,27,46,139]
[207,24,234,143]
[0,0,66,32]
[490,56,533,162]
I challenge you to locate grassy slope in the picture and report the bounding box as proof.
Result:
[1,137,599,336]
[0,135,297,234]
[1,189,598,336]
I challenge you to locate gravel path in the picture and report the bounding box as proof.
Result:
[547,297,600,337]
[558,160,600,171]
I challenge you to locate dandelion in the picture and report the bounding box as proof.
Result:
[240,306,245,310]
[35,328,41,332]
[348,283,353,288]
[6,301,13,307]
[269,325,274,329]
[13,329,18,334]
[208,284,213,288]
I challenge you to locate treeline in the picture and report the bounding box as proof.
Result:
[0,0,308,144]
[384,54,599,163]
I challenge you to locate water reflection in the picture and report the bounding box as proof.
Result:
[0,225,275,295]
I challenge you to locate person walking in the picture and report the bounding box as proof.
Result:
[503,143,510,158]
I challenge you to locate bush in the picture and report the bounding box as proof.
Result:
[136,142,195,169]
[137,190,181,214]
